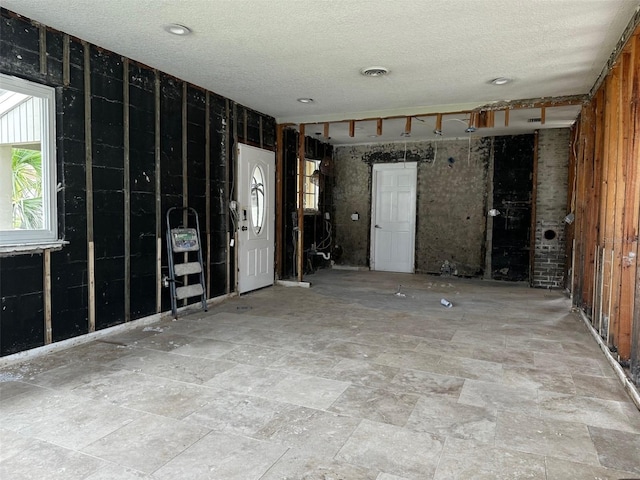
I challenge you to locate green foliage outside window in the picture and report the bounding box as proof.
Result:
[12,148,43,229]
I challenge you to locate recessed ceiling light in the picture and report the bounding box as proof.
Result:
[297,97,314,103]
[489,77,512,85]
[360,66,389,77]
[164,24,191,36]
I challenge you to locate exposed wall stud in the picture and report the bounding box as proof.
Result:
[38,23,47,75]
[275,124,285,278]
[259,115,264,149]
[44,250,52,344]
[404,116,412,135]
[349,120,355,137]
[323,122,330,138]
[540,106,546,125]
[154,71,162,313]
[181,82,189,305]
[297,124,306,281]
[83,41,95,332]
[205,91,211,298]
[62,34,70,86]
[123,58,131,322]
[376,118,383,136]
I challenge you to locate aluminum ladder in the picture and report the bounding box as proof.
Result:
[165,207,207,319]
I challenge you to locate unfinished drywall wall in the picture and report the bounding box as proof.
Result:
[0,8,276,356]
[533,128,570,288]
[332,138,491,275]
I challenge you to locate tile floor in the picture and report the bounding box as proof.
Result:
[1,270,639,479]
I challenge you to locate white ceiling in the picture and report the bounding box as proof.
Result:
[4,0,638,145]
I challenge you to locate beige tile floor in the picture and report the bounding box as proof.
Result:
[1,270,640,479]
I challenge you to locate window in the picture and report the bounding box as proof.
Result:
[298,158,320,212]
[0,73,58,247]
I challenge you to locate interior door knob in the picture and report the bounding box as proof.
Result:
[375,224,381,229]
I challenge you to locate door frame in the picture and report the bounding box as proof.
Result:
[370,162,417,272]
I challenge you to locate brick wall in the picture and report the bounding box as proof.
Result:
[533,128,571,288]
[332,138,491,275]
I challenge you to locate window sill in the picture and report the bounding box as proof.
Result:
[0,240,68,257]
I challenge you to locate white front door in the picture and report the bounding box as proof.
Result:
[237,144,275,294]
[371,162,417,273]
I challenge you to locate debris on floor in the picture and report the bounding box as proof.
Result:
[142,326,164,333]
[440,298,453,308]
[394,284,406,297]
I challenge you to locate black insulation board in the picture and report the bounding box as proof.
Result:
[0,8,276,355]
[491,135,534,282]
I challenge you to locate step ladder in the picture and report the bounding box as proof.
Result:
[165,207,207,319]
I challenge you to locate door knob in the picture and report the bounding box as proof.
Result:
[375,224,381,229]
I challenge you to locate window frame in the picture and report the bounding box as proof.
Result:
[298,158,320,213]
[0,73,58,247]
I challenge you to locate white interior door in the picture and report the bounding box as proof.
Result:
[371,162,417,273]
[237,144,275,294]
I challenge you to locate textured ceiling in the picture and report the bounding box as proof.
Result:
[3,0,638,144]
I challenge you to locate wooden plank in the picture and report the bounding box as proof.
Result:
[601,66,621,346]
[530,131,539,285]
[616,37,639,359]
[571,111,585,306]
[38,23,47,75]
[435,114,442,133]
[565,124,579,291]
[182,82,188,211]
[376,118,383,136]
[123,58,131,322]
[540,106,546,125]
[504,109,510,127]
[348,120,355,137]
[181,83,189,305]
[43,250,52,344]
[243,107,248,142]
[154,71,162,313]
[205,92,211,298]
[227,100,233,294]
[259,116,264,149]
[297,124,305,282]
[83,41,96,333]
[275,124,284,279]
[404,116,412,135]
[62,34,70,87]
[584,90,603,313]
[323,122,329,139]
[627,32,640,375]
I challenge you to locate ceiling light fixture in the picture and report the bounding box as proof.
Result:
[489,77,512,85]
[164,24,192,36]
[360,66,389,77]
[297,98,314,103]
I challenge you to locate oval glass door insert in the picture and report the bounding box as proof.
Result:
[250,165,265,235]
